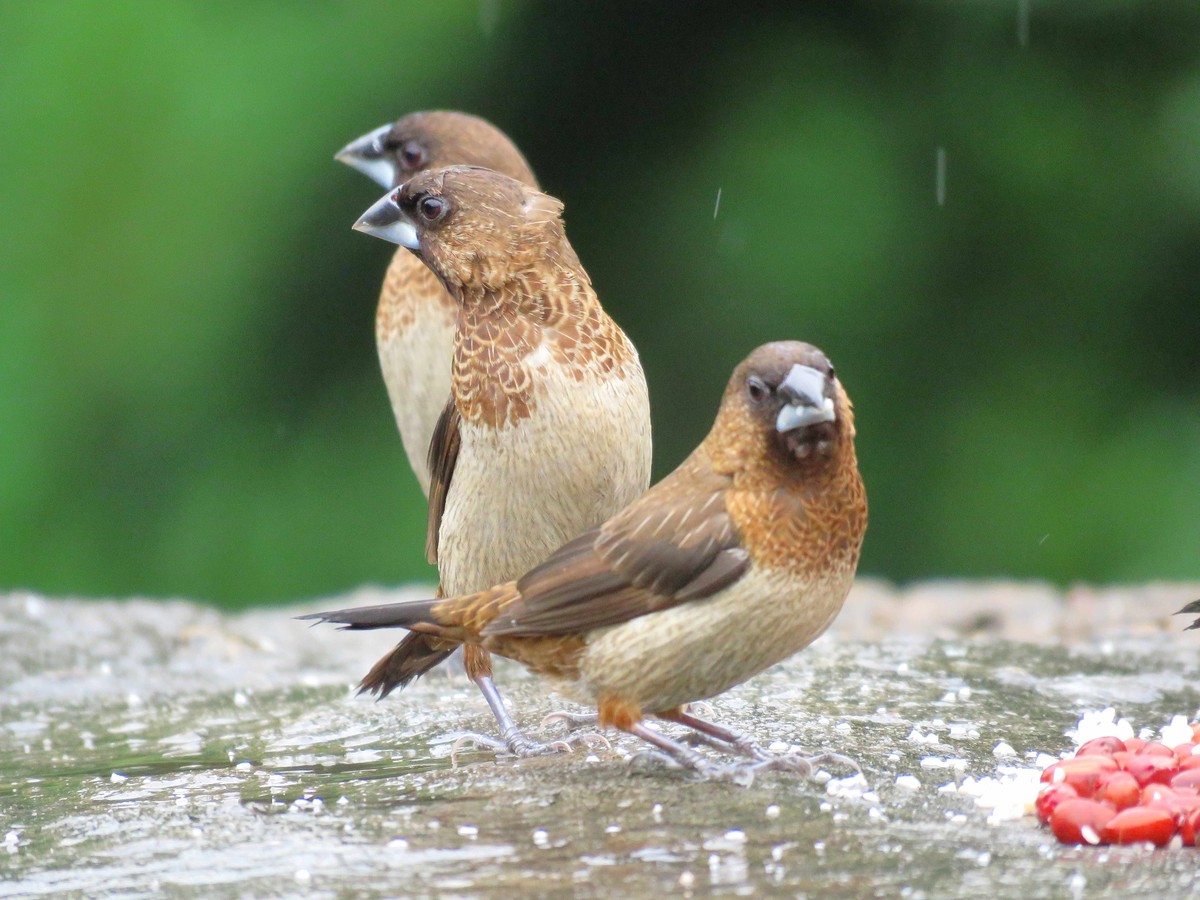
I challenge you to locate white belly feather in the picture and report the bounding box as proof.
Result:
[570,564,855,713]
[439,359,652,596]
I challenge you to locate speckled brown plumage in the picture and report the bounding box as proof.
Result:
[340,164,652,755]
[304,342,866,757]
[348,111,539,496]
[341,113,548,730]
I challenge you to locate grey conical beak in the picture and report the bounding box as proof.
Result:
[353,191,419,249]
[776,364,836,432]
[335,124,396,188]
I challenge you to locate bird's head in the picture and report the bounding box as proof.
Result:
[335,110,537,190]
[715,342,855,477]
[353,165,570,291]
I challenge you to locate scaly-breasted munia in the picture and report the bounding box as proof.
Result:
[304,341,866,777]
[344,165,653,755]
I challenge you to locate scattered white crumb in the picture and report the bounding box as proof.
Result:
[765,804,780,818]
[1160,714,1193,748]
[110,772,127,783]
[895,774,921,791]
[993,742,1016,758]
[1065,707,1134,746]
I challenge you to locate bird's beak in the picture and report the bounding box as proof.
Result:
[353,190,419,249]
[334,124,395,188]
[776,364,836,432]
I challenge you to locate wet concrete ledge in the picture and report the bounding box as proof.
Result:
[1,581,1198,897]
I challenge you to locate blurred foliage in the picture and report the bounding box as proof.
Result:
[1,0,1198,608]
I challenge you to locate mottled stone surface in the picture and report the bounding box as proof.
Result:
[1,582,1198,897]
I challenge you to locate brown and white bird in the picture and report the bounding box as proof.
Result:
[303,341,867,776]
[336,111,538,494]
[345,165,653,755]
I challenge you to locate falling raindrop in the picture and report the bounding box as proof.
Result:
[1017,0,1031,48]
[713,187,722,220]
[935,147,947,207]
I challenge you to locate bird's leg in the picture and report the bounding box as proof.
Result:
[624,721,725,778]
[595,695,722,778]
[658,707,765,757]
[657,707,861,779]
[450,648,607,760]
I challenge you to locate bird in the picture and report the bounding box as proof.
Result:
[1175,600,1200,630]
[343,164,653,756]
[302,341,867,777]
[334,113,544,752]
[335,110,539,494]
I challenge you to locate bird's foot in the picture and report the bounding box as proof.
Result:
[539,709,600,731]
[448,726,610,766]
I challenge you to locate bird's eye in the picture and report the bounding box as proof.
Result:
[828,366,835,380]
[746,376,768,403]
[418,195,448,223]
[400,141,426,170]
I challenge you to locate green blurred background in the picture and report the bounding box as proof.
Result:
[2,1,1198,608]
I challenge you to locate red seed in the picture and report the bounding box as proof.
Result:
[1172,769,1200,792]
[1050,799,1117,845]
[1094,770,1140,810]
[1191,723,1200,743]
[1124,754,1180,787]
[1140,741,1174,758]
[1101,807,1177,847]
[1143,785,1187,820]
[1048,756,1119,797]
[1125,737,1147,753]
[1181,808,1200,847]
[1172,742,1197,762]
[1076,736,1126,757]
[1036,783,1080,825]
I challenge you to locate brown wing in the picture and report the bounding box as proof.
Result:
[482,467,749,637]
[426,396,460,564]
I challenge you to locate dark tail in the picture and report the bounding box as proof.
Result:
[358,633,457,699]
[298,597,460,698]
[297,598,441,631]
[1176,599,1200,631]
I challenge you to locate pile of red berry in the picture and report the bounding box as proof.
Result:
[1037,723,1200,846]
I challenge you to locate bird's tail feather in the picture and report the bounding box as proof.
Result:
[298,598,442,632]
[357,633,458,699]
[1176,599,1200,631]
